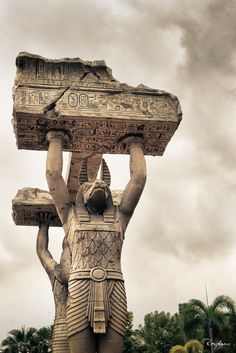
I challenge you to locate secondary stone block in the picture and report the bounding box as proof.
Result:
[13,52,182,156]
[12,187,123,227]
[12,188,61,227]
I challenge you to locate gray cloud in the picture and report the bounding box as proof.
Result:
[118,0,236,261]
[176,0,236,77]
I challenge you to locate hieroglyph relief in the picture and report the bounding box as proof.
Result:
[13,53,182,155]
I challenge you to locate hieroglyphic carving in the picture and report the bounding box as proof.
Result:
[13,53,182,156]
[64,91,177,117]
[14,113,178,155]
[16,52,118,88]
[12,188,61,227]
[15,87,178,119]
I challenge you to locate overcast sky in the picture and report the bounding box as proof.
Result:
[1,0,236,342]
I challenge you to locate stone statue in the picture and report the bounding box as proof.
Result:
[45,131,146,353]
[12,53,182,353]
[36,212,70,353]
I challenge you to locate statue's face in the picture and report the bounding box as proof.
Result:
[82,179,109,214]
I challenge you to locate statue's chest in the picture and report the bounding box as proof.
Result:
[69,219,123,269]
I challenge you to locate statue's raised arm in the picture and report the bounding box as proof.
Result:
[119,136,147,230]
[36,212,56,278]
[36,212,70,353]
[46,130,71,228]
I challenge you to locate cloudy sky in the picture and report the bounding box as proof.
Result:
[1,0,236,342]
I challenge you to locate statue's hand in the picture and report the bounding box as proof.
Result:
[119,134,144,151]
[46,130,68,143]
[37,212,52,227]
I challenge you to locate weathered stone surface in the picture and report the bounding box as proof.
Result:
[13,52,182,156]
[12,187,60,226]
[12,187,123,226]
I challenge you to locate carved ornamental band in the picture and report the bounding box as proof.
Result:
[13,53,182,155]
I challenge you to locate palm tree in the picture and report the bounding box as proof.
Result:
[181,295,236,353]
[169,339,203,353]
[1,326,38,353]
[1,326,52,353]
[34,326,52,353]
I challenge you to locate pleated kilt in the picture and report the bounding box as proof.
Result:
[67,275,127,338]
[51,318,70,353]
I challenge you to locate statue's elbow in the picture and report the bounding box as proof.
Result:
[140,172,147,188]
[134,171,147,188]
[46,169,61,182]
[36,246,44,260]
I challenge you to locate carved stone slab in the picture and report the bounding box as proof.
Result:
[13,52,182,156]
[12,187,123,227]
[12,188,61,227]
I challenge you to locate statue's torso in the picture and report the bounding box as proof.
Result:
[67,207,124,272]
[65,206,127,337]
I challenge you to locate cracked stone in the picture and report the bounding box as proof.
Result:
[12,52,182,156]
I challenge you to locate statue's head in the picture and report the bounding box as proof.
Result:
[81,179,110,214]
[76,159,113,217]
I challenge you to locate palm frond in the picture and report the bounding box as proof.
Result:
[185,339,203,352]
[188,299,208,314]
[211,310,226,328]
[169,345,186,353]
[211,295,236,314]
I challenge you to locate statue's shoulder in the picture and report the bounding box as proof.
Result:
[62,205,76,234]
[114,205,121,219]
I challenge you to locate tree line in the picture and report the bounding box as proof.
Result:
[2,295,236,353]
[124,295,236,353]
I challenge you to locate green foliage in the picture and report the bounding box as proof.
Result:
[179,303,205,341]
[213,313,236,353]
[184,339,203,353]
[179,295,236,352]
[123,312,143,353]
[169,339,203,353]
[137,311,185,353]
[32,326,52,353]
[1,326,52,353]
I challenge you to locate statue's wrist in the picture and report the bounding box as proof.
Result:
[120,135,143,152]
[127,143,142,151]
[46,130,66,143]
[39,223,49,229]
[49,137,63,143]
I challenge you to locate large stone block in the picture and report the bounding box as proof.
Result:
[12,187,123,227]
[13,52,182,156]
[12,188,61,227]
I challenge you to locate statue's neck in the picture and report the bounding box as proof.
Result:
[85,203,106,215]
[84,198,107,215]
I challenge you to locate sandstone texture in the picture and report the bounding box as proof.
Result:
[13,52,182,156]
